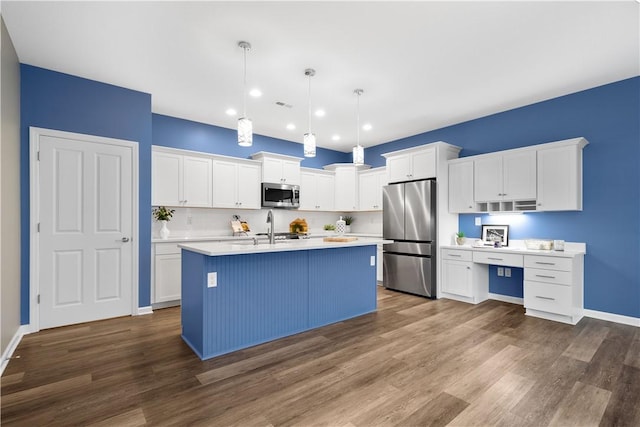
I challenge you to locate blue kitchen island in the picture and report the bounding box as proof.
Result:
[178,238,384,360]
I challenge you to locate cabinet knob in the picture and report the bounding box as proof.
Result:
[466,266,470,270]
[537,203,542,206]
[468,205,473,208]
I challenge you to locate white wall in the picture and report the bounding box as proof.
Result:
[1,16,22,356]
[152,208,382,238]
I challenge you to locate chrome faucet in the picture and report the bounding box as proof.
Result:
[266,209,275,244]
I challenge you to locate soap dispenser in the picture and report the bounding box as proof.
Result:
[336,216,346,234]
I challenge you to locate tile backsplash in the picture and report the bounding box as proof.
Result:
[152,207,382,238]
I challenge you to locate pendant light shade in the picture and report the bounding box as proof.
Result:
[352,89,364,164]
[238,41,253,147]
[304,68,316,158]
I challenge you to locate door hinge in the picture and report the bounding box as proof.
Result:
[37,223,40,232]
[37,151,40,161]
[37,294,40,304]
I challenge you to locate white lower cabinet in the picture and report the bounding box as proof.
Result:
[523,254,583,324]
[153,243,182,304]
[440,249,488,304]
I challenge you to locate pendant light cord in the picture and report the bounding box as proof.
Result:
[356,91,361,147]
[307,74,312,134]
[242,46,247,118]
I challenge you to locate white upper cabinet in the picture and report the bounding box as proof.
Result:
[474,150,536,202]
[385,146,436,183]
[448,160,474,213]
[537,140,587,211]
[251,152,302,185]
[358,168,387,211]
[300,169,335,211]
[212,159,261,209]
[324,164,371,211]
[152,150,212,207]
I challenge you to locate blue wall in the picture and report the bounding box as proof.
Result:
[366,77,640,318]
[20,65,153,322]
[153,114,349,168]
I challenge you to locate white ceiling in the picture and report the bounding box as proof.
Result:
[3,1,639,153]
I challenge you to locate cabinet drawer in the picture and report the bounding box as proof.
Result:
[524,268,572,286]
[442,249,472,262]
[524,280,572,315]
[472,251,523,267]
[524,255,573,272]
[155,243,181,255]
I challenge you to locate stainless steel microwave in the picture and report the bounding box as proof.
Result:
[261,183,300,209]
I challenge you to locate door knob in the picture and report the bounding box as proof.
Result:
[121,237,130,242]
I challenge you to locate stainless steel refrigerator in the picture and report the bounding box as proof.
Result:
[383,179,437,298]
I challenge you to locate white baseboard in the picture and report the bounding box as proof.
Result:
[584,309,640,327]
[135,306,153,316]
[1,325,30,376]
[488,293,524,305]
[152,300,181,310]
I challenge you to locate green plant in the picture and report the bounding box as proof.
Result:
[343,216,354,225]
[153,206,175,221]
[456,231,465,238]
[323,224,336,231]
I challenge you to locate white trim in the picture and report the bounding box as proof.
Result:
[1,325,30,376]
[584,309,640,327]
[489,293,524,305]
[136,306,153,316]
[29,127,140,332]
[152,300,180,310]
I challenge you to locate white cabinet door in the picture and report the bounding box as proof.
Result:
[262,157,284,183]
[299,171,317,210]
[449,161,475,213]
[282,160,301,185]
[474,156,503,201]
[236,163,261,209]
[152,151,182,206]
[212,160,238,208]
[537,145,582,211]
[358,169,385,210]
[411,148,436,180]
[183,156,213,207]
[154,253,181,303]
[334,167,358,211]
[387,154,412,183]
[315,173,335,210]
[441,259,473,298]
[503,151,536,200]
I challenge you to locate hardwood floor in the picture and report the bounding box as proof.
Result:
[2,288,639,426]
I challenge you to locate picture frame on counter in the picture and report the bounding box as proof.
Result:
[481,225,509,247]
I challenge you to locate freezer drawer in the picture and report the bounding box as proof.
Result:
[383,253,435,298]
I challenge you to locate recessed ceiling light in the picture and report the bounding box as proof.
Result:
[286,123,296,130]
[331,135,340,141]
[314,109,325,117]
[362,123,372,131]
[226,108,237,116]
[249,88,262,97]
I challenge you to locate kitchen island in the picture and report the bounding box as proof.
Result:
[178,238,386,360]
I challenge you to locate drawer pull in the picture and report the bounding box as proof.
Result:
[535,262,555,266]
[449,254,462,257]
[535,295,556,301]
[535,274,556,279]
[488,257,503,261]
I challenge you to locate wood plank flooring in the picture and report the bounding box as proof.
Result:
[2,288,639,426]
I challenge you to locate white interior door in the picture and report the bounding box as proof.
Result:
[38,133,134,329]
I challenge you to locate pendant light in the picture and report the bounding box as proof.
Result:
[303,68,316,157]
[237,41,253,147]
[352,89,364,164]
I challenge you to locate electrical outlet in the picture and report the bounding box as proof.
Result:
[505,268,511,278]
[475,217,481,226]
[370,255,376,266]
[208,272,217,288]
[497,267,504,277]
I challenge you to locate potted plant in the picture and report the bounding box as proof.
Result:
[343,216,354,233]
[323,224,336,233]
[455,231,465,245]
[153,206,175,239]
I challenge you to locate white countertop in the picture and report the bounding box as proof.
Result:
[441,242,586,258]
[153,232,382,244]
[179,237,389,256]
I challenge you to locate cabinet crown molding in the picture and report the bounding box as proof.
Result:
[449,137,588,163]
[250,151,303,162]
[381,141,461,158]
[323,163,371,171]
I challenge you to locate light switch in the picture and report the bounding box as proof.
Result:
[505,268,511,278]
[208,272,217,288]
[475,217,482,226]
[370,256,376,266]
[497,267,504,277]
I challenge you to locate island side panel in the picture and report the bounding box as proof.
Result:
[201,251,309,359]
[181,249,206,358]
[308,245,378,328]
